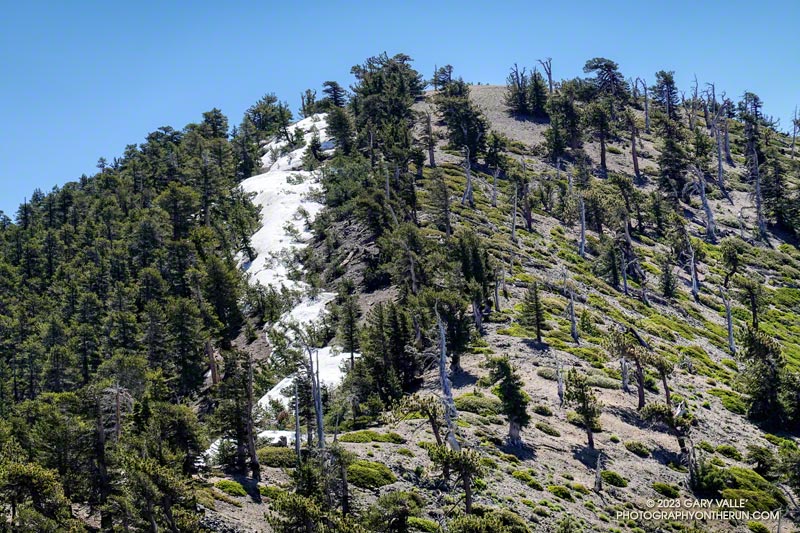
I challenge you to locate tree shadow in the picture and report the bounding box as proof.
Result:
[522,338,549,352]
[505,110,550,125]
[230,473,264,503]
[499,442,537,461]
[451,368,478,388]
[571,445,601,469]
[650,445,683,468]
[604,405,649,430]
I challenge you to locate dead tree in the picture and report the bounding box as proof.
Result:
[578,195,586,258]
[628,113,641,182]
[294,382,302,462]
[436,307,460,451]
[708,87,734,204]
[635,77,650,133]
[594,451,604,493]
[792,107,798,161]
[690,166,717,243]
[556,361,565,408]
[245,350,261,481]
[538,57,553,94]
[425,111,436,168]
[620,356,630,393]
[722,99,734,166]
[494,268,502,312]
[687,236,700,301]
[461,146,474,207]
[206,340,220,385]
[719,288,736,354]
[743,95,768,239]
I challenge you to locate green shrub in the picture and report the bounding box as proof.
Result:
[697,441,715,453]
[397,447,414,457]
[567,410,601,432]
[716,444,743,461]
[348,460,397,489]
[532,404,553,416]
[609,435,620,443]
[454,392,502,416]
[214,479,247,497]
[258,485,285,499]
[339,430,405,444]
[601,470,628,487]
[569,482,590,495]
[535,422,560,437]
[652,482,679,498]
[536,368,557,381]
[707,388,746,415]
[547,485,574,501]
[624,441,650,458]
[256,446,297,468]
[512,470,543,490]
[747,522,771,533]
[586,374,620,389]
[408,516,440,532]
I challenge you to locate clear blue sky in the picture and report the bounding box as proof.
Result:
[1,0,798,217]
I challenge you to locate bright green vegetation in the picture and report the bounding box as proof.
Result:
[339,430,406,444]
[214,480,247,497]
[347,460,397,489]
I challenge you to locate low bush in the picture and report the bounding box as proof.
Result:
[535,422,560,437]
[716,444,743,461]
[348,460,397,489]
[547,485,574,501]
[652,482,679,498]
[339,430,405,444]
[256,446,297,468]
[214,479,247,497]
[601,470,628,487]
[454,392,502,416]
[624,441,650,458]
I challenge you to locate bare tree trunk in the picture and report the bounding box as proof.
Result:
[620,251,629,296]
[578,196,586,258]
[494,273,501,312]
[635,359,645,410]
[461,147,474,207]
[630,121,641,182]
[511,188,518,245]
[720,288,736,354]
[792,107,798,161]
[538,57,553,94]
[636,78,650,133]
[594,452,603,492]
[693,167,716,242]
[621,357,630,393]
[569,289,579,344]
[723,114,734,166]
[509,421,521,447]
[557,361,565,408]
[245,352,261,481]
[436,308,460,449]
[426,111,436,168]
[752,142,767,239]
[713,112,733,204]
[294,382,302,463]
[688,237,699,301]
[661,373,672,407]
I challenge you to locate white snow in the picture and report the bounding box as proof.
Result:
[204,114,355,465]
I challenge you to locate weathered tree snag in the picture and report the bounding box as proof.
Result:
[723,103,734,166]
[426,111,436,168]
[636,77,650,133]
[594,451,603,493]
[687,236,699,301]
[621,356,630,393]
[630,118,641,182]
[294,382,302,462]
[692,166,716,243]
[461,146,474,207]
[557,361,565,408]
[720,288,736,354]
[245,351,261,482]
[578,196,586,258]
[538,57,553,94]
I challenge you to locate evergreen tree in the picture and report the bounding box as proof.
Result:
[487,356,531,446]
[565,368,601,449]
[520,282,545,343]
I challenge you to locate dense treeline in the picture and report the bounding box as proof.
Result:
[1,49,800,531]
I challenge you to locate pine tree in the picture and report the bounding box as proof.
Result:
[520,282,545,343]
[738,325,784,424]
[487,356,531,446]
[565,368,601,449]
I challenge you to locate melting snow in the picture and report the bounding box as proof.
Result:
[205,114,354,464]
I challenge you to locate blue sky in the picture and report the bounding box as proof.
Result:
[1,0,798,217]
